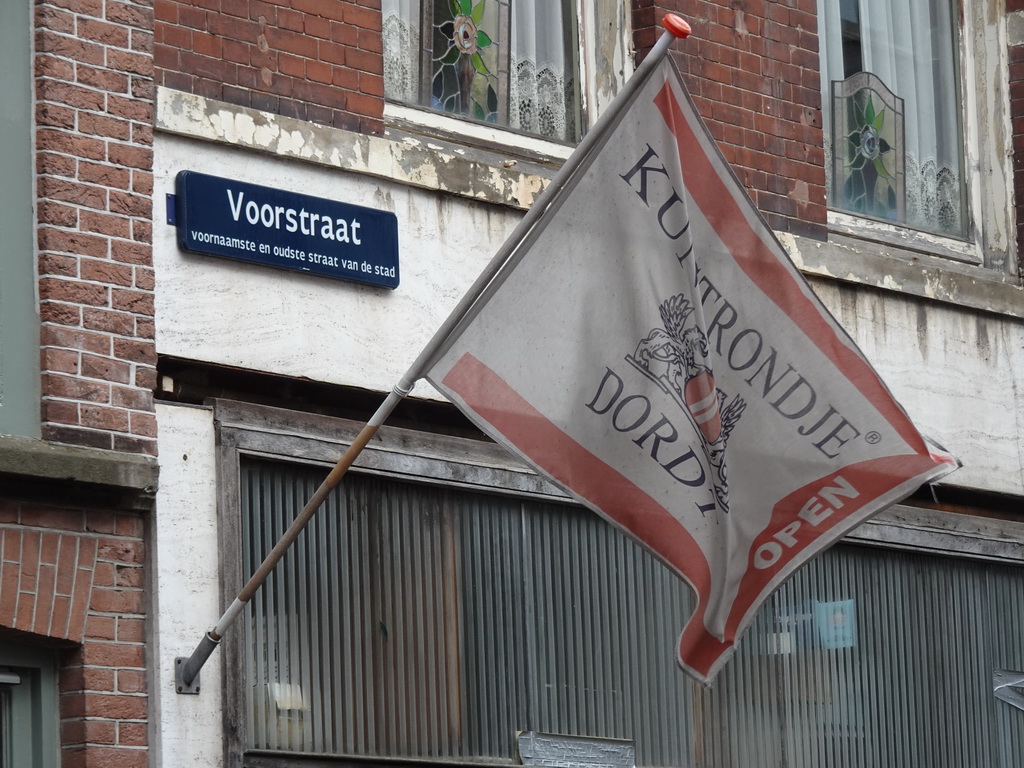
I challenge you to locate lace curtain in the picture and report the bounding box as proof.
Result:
[382,0,419,106]
[817,0,965,236]
[381,0,578,142]
[508,0,578,141]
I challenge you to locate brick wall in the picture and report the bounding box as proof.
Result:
[1009,1,1024,272]
[36,1,158,456]
[154,0,385,134]
[0,500,147,768]
[633,0,827,239]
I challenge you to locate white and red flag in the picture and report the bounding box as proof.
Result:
[423,58,958,683]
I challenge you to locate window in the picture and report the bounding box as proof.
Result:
[817,0,967,239]
[233,455,1024,767]
[382,0,581,142]
[0,643,59,768]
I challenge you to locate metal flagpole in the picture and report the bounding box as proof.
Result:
[175,13,692,694]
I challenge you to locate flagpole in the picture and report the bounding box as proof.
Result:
[175,13,692,694]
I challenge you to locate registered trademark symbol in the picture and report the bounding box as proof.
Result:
[865,431,881,445]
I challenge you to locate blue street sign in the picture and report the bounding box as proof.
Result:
[173,171,400,289]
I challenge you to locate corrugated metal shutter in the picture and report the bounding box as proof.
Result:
[694,545,1024,767]
[240,457,1024,767]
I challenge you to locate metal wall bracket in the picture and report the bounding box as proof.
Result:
[175,657,201,695]
[994,669,1024,711]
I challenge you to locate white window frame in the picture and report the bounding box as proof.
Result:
[818,0,1015,275]
[382,0,634,159]
[0,644,59,768]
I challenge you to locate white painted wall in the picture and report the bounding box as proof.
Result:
[154,133,522,401]
[812,280,1024,497]
[151,403,223,767]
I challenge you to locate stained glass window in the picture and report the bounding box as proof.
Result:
[832,72,904,223]
[429,0,503,122]
[383,0,581,143]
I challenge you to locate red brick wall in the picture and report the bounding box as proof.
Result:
[36,1,158,456]
[0,500,147,768]
[633,0,827,239]
[154,0,385,134]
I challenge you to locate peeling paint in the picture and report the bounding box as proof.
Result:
[1009,11,1024,46]
[963,0,1014,268]
[579,0,631,124]
[372,187,395,212]
[915,303,929,362]
[593,0,630,110]
[880,274,904,293]
[975,314,992,362]
[156,87,553,213]
[790,179,810,204]
[774,231,801,263]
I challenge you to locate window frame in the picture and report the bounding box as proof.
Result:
[0,643,59,768]
[381,0,633,158]
[816,0,1016,275]
[958,0,1016,275]
[214,399,1024,768]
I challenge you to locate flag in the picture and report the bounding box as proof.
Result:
[423,58,959,683]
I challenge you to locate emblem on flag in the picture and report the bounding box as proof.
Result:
[629,294,746,513]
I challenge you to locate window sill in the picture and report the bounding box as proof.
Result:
[826,211,980,266]
[781,225,1024,320]
[384,102,574,164]
[0,435,158,511]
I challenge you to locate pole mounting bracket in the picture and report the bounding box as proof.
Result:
[175,657,202,695]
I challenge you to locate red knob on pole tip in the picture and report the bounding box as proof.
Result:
[662,14,692,39]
